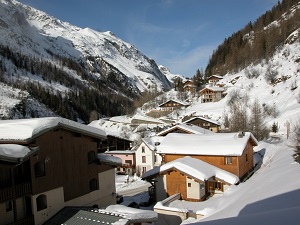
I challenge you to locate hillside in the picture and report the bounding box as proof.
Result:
[0,0,172,122]
[205,0,300,76]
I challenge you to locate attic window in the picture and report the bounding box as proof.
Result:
[142,146,145,153]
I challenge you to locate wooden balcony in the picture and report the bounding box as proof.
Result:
[0,182,32,202]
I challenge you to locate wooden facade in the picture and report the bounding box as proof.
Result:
[163,139,255,179]
[199,87,226,103]
[184,117,220,133]
[159,100,189,111]
[183,80,196,93]
[98,135,132,153]
[0,120,117,225]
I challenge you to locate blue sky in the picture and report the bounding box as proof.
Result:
[18,0,279,77]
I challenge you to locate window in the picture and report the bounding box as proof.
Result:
[188,183,191,188]
[6,201,12,212]
[34,161,45,178]
[89,178,98,192]
[87,151,96,163]
[225,156,232,165]
[154,155,157,162]
[142,156,146,163]
[36,195,47,211]
[142,146,145,153]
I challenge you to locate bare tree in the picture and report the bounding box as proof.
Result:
[291,120,300,163]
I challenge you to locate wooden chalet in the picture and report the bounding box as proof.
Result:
[142,132,258,202]
[183,80,196,93]
[142,156,238,202]
[184,116,221,133]
[158,100,189,111]
[207,75,223,86]
[0,117,120,225]
[198,86,226,103]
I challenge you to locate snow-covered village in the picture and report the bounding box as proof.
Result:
[0,0,300,225]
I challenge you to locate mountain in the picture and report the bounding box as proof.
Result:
[0,0,172,122]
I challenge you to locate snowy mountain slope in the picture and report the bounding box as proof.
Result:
[0,0,175,120]
[0,0,171,92]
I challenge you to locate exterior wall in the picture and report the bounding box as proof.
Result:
[33,187,65,225]
[155,175,168,201]
[0,201,14,225]
[30,128,109,202]
[135,143,154,176]
[108,153,135,175]
[66,169,116,208]
[238,141,254,178]
[185,118,220,133]
[186,177,201,200]
[164,154,241,178]
[166,171,187,199]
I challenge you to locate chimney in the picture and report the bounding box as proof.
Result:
[238,131,245,138]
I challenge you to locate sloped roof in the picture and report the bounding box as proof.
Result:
[156,132,258,156]
[142,156,239,184]
[208,75,223,80]
[184,116,221,126]
[158,99,189,107]
[142,136,165,151]
[0,144,39,164]
[0,117,106,142]
[157,123,214,136]
[199,86,225,93]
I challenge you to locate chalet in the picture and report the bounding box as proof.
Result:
[134,136,164,176]
[142,132,258,202]
[158,100,189,111]
[0,117,121,225]
[198,86,226,103]
[207,75,223,86]
[184,116,221,133]
[106,150,136,175]
[142,156,238,202]
[183,80,196,93]
[157,123,213,136]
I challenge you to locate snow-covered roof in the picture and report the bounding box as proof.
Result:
[158,99,190,107]
[0,117,106,142]
[98,153,122,166]
[142,156,239,184]
[89,120,133,141]
[208,75,223,80]
[142,136,165,151]
[156,132,258,156]
[157,123,214,136]
[105,150,135,155]
[199,86,225,93]
[184,116,221,126]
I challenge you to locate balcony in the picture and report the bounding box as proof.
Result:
[0,182,32,202]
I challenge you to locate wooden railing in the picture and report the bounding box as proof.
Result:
[0,182,32,202]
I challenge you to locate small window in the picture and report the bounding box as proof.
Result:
[225,156,232,165]
[89,178,98,192]
[36,195,47,211]
[142,156,146,163]
[142,146,145,153]
[6,201,12,212]
[125,160,132,166]
[188,183,191,188]
[87,151,96,163]
[34,161,45,178]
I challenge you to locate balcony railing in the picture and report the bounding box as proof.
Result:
[0,182,32,202]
